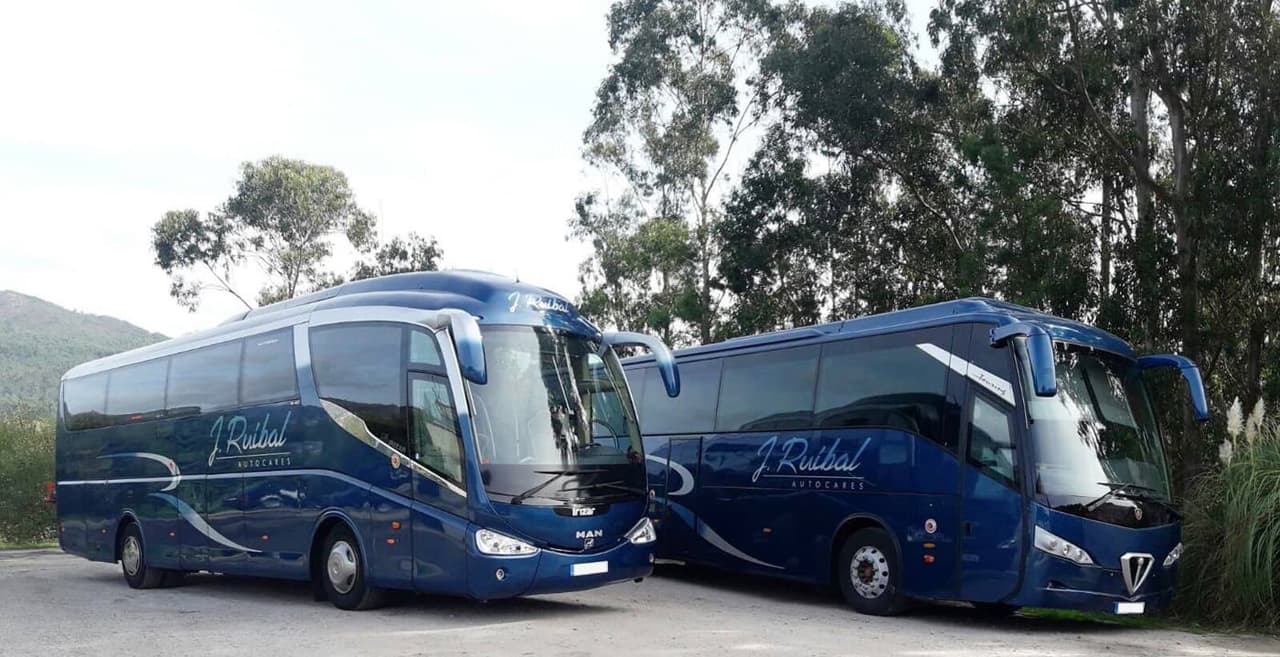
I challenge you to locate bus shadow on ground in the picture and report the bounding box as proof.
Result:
[83,569,623,620]
[654,564,1138,634]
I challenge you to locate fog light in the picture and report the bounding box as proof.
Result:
[495,568,506,581]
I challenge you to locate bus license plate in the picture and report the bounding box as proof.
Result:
[1114,602,1145,615]
[571,561,608,576]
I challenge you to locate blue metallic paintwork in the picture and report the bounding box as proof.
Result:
[644,428,964,597]
[55,271,654,602]
[625,298,1139,367]
[989,322,1057,397]
[1136,354,1211,421]
[625,301,1199,614]
[1013,504,1180,612]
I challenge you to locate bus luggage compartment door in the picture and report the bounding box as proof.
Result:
[655,436,702,561]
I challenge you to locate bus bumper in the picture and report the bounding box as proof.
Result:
[1009,549,1177,614]
[466,537,655,600]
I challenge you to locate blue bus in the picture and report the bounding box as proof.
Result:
[54,271,680,609]
[622,298,1208,616]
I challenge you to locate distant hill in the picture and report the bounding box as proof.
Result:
[0,291,166,414]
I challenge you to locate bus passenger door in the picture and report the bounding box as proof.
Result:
[407,369,470,595]
[958,390,1025,602]
[657,436,702,562]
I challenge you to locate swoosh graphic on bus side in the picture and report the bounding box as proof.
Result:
[98,452,182,492]
[662,499,784,570]
[149,492,261,554]
[644,454,694,497]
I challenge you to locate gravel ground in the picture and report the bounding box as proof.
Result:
[1,549,1276,657]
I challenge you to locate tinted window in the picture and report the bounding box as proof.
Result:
[167,341,241,416]
[409,329,443,368]
[240,329,297,405]
[967,323,1017,389]
[105,359,169,424]
[639,359,721,435]
[63,373,108,431]
[311,324,407,454]
[815,330,953,449]
[410,375,463,482]
[970,394,1017,486]
[716,346,818,431]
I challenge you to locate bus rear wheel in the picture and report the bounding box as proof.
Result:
[119,523,166,589]
[837,528,906,616]
[320,525,386,611]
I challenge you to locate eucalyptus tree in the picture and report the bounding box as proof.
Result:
[576,0,790,344]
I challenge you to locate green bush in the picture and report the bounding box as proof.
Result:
[1177,407,1280,630]
[0,410,56,545]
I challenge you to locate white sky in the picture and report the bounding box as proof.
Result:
[0,0,938,337]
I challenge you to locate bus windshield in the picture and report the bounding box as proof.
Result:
[1023,344,1172,507]
[466,326,644,503]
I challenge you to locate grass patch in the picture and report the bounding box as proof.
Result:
[1021,607,1171,630]
[0,540,56,550]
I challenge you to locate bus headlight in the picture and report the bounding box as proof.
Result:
[1163,542,1183,567]
[1034,526,1094,565]
[475,528,539,556]
[625,517,657,545]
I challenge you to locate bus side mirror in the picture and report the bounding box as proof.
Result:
[438,310,487,385]
[1136,354,1210,422]
[991,322,1057,397]
[602,331,680,397]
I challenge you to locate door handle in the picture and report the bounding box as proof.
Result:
[964,521,974,536]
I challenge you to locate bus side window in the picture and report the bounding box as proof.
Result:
[167,341,241,417]
[63,372,109,431]
[410,375,463,483]
[311,324,410,455]
[715,346,818,432]
[409,329,443,367]
[640,359,722,436]
[105,358,169,424]
[815,330,953,450]
[241,328,298,405]
[968,395,1017,486]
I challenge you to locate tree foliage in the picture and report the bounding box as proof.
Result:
[573,0,1280,491]
[152,156,443,311]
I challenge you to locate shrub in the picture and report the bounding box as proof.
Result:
[1177,400,1280,630]
[0,410,56,545]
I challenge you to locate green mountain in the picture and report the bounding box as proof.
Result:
[0,291,167,414]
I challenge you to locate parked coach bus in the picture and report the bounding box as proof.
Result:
[55,271,680,610]
[622,298,1208,617]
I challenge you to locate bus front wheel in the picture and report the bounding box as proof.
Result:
[320,525,387,611]
[118,523,166,589]
[837,528,906,616]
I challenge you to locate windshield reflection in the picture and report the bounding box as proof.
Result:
[466,326,643,469]
[1022,343,1172,505]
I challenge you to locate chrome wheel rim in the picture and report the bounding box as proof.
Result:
[326,540,358,595]
[850,545,889,599]
[122,536,142,577]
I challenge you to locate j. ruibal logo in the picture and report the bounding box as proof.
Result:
[507,291,572,315]
[751,435,872,490]
[208,411,292,469]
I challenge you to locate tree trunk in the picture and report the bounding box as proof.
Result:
[1100,174,1113,305]
[1130,60,1157,350]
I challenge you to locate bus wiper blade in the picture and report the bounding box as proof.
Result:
[1088,482,1181,519]
[562,480,646,498]
[1097,481,1160,494]
[509,469,605,505]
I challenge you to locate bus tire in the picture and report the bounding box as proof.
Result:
[837,528,906,616]
[320,525,386,611]
[118,522,166,589]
